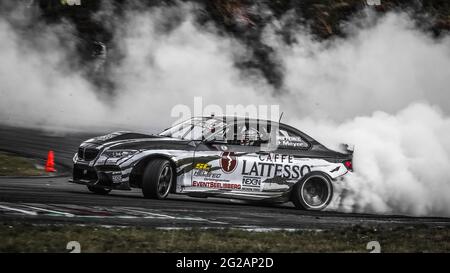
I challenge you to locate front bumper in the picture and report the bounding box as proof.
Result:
[69,163,131,190]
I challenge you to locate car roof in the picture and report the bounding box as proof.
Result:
[192,116,317,142]
[195,115,280,125]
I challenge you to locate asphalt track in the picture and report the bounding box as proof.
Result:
[0,125,449,229]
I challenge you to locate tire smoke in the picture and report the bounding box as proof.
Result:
[0,3,449,216]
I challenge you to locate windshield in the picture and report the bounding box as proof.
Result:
[159,117,226,141]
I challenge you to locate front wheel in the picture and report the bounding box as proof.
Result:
[142,159,173,199]
[291,171,333,210]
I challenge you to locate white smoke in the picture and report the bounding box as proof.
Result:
[0,3,449,216]
[273,12,450,120]
[107,6,275,129]
[267,12,450,217]
[300,103,450,216]
[0,3,274,131]
[0,7,110,131]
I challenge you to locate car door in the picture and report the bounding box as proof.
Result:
[184,119,270,195]
[236,125,315,194]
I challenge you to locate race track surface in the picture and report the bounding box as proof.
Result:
[0,125,449,229]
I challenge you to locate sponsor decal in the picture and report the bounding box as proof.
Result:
[242,176,261,192]
[111,173,122,183]
[241,187,261,192]
[193,169,222,178]
[220,152,238,173]
[241,159,311,179]
[262,176,293,187]
[242,176,261,188]
[194,163,211,171]
[94,132,121,142]
[192,181,241,190]
[258,153,294,163]
[193,170,231,183]
[277,137,309,148]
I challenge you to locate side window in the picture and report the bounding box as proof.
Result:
[211,122,269,146]
[277,129,310,149]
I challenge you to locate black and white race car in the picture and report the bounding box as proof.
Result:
[70,116,353,210]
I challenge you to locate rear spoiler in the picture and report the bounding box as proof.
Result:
[339,143,354,155]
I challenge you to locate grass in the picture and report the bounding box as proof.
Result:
[0,152,47,176]
[0,223,448,252]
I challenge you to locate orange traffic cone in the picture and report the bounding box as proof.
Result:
[45,150,56,173]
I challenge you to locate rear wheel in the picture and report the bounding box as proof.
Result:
[142,159,173,199]
[87,185,111,195]
[291,172,333,210]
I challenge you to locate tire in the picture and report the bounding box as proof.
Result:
[87,185,111,195]
[291,171,333,210]
[142,159,173,199]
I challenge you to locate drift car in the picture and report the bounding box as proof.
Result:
[69,116,353,210]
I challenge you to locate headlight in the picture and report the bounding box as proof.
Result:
[103,150,138,158]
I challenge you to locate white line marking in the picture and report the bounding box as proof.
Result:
[0,204,37,216]
[117,207,228,224]
[117,207,176,219]
[22,204,75,217]
[0,202,229,224]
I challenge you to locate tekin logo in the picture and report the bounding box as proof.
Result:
[61,0,81,6]
[366,0,381,6]
[220,152,237,173]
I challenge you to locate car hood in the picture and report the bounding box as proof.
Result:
[84,131,193,150]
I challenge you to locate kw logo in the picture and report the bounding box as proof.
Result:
[220,152,237,173]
